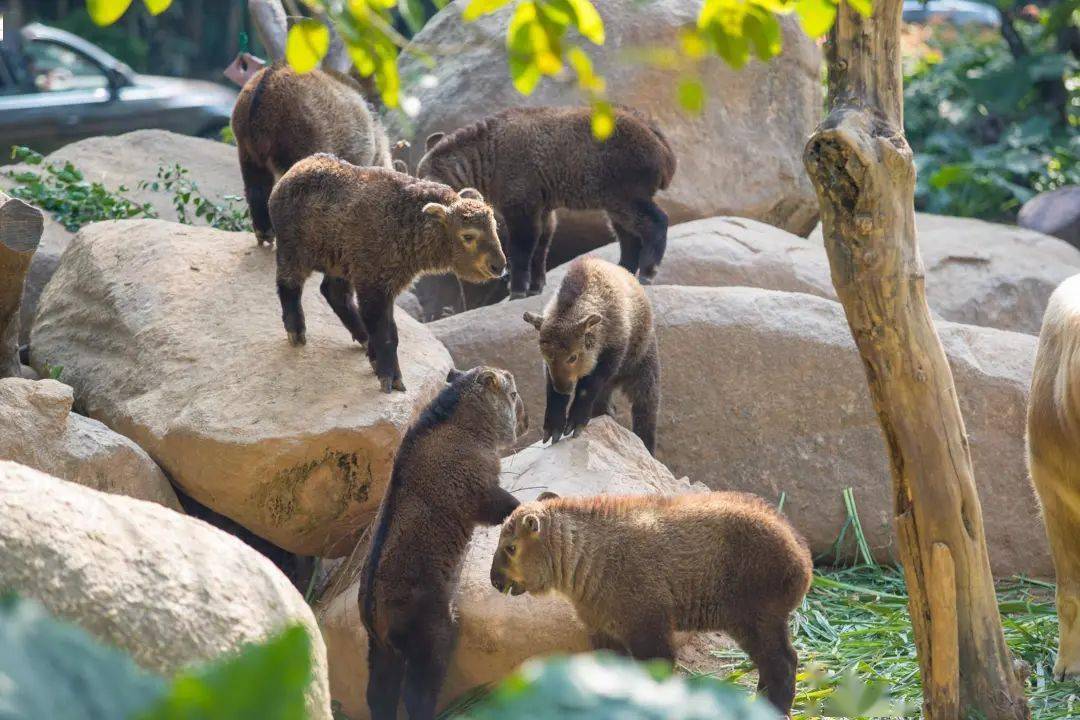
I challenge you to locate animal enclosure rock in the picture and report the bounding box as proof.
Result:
[1019,185,1080,249]
[0,378,180,510]
[30,219,453,556]
[0,191,42,375]
[432,285,1045,577]
[315,418,729,720]
[1,130,244,343]
[0,461,332,720]
[811,212,1080,334]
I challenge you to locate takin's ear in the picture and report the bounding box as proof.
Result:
[425,132,445,151]
[537,491,560,501]
[522,513,541,534]
[392,159,409,174]
[446,368,465,383]
[458,187,484,202]
[522,311,543,331]
[577,313,603,333]
[423,202,449,223]
[477,368,499,390]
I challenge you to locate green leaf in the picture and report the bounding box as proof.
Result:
[398,0,429,32]
[677,77,705,113]
[564,0,605,44]
[86,0,134,25]
[845,0,872,17]
[795,0,837,37]
[463,0,514,21]
[142,0,173,15]
[929,164,971,190]
[743,6,783,60]
[591,100,615,140]
[285,19,331,74]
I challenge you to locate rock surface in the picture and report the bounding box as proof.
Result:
[391,0,822,238]
[0,460,332,720]
[0,377,181,510]
[1019,185,1080,248]
[315,418,730,719]
[811,213,1080,334]
[31,219,454,556]
[431,285,1046,577]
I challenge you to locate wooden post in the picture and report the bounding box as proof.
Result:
[0,192,43,378]
[802,0,1030,717]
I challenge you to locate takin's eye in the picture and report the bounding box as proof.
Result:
[506,543,517,556]
[461,232,477,245]
[567,353,579,364]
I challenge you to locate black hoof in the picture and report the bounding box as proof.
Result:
[287,331,306,346]
[255,232,275,247]
[508,290,528,301]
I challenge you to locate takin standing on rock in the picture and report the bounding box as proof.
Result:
[269,154,505,392]
[490,491,813,716]
[1028,273,1080,680]
[523,256,660,453]
[359,366,527,720]
[417,106,676,298]
[231,63,394,246]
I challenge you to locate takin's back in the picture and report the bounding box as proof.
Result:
[1029,274,1080,481]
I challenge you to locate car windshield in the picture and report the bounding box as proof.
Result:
[24,40,108,93]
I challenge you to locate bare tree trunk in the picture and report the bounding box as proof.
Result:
[802,0,1030,718]
[0,192,43,378]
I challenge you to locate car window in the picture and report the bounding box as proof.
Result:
[24,40,108,93]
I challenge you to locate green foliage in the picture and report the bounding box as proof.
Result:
[459,652,782,719]
[287,18,333,74]
[0,594,314,720]
[139,164,252,232]
[5,146,157,232]
[904,22,1079,221]
[86,0,173,26]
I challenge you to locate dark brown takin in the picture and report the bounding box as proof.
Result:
[231,63,393,246]
[269,153,505,392]
[359,366,527,720]
[523,256,660,453]
[416,106,676,299]
[490,491,813,716]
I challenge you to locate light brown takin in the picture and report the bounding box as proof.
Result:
[523,256,659,453]
[268,153,505,392]
[416,106,676,298]
[490,491,812,716]
[1028,272,1080,680]
[359,366,527,720]
[231,63,394,245]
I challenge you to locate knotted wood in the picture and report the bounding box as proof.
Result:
[0,191,43,378]
[802,0,1029,716]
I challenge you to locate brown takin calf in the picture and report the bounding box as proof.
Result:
[1028,273,1080,680]
[523,256,659,453]
[269,154,505,392]
[231,63,393,245]
[490,491,812,716]
[359,366,527,720]
[417,106,676,298]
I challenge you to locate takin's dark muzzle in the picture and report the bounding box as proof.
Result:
[490,565,526,596]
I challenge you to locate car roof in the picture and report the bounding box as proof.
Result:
[21,23,135,78]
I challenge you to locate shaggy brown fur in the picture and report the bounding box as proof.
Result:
[231,63,393,245]
[490,491,812,715]
[523,256,659,453]
[269,154,505,392]
[416,106,676,298]
[1028,273,1080,680]
[359,366,527,720]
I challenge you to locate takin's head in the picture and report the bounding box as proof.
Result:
[445,365,527,446]
[490,491,561,596]
[522,310,604,395]
[416,132,459,187]
[423,189,505,285]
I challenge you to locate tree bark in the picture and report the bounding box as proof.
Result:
[0,192,43,379]
[802,0,1030,718]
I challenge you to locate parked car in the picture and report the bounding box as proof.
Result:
[902,0,1001,26]
[0,23,236,156]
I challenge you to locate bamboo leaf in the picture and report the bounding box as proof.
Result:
[286,19,331,74]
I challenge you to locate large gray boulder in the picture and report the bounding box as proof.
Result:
[0,377,181,510]
[31,219,454,556]
[1019,185,1080,248]
[0,460,332,720]
[430,285,1046,577]
[315,418,729,720]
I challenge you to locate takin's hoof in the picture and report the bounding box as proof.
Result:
[508,290,528,301]
[379,376,407,394]
[638,272,656,286]
[1054,657,1080,681]
[287,331,306,346]
[526,284,545,297]
[255,232,275,247]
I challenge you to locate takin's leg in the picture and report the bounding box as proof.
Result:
[566,349,623,439]
[608,199,668,284]
[367,637,406,720]
[543,370,573,445]
[618,608,676,664]
[319,275,368,346]
[502,207,542,300]
[1032,457,1080,679]
[401,602,456,720]
[626,339,661,454]
[730,617,798,716]
[359,290,404,393]
[239,152,276,246]
[528,211,557,296]
[589,630,630,655]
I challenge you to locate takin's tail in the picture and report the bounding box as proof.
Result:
[647,121,677,190]
[1032,275,1080,444]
